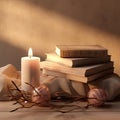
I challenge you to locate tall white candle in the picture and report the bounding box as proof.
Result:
[21,48,40,92]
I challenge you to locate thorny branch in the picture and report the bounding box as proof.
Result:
[8,81,94,113]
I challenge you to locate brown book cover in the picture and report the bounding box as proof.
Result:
[41,61,113,76]
[56,45,108,58]
[43,68,113,83]
[46,53,111,67]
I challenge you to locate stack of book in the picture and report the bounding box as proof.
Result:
[41,45,114,97]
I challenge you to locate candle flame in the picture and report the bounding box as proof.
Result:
[28,48,33,58]
[55,47,60,56]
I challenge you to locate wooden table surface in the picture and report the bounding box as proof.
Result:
[0,101,120,120]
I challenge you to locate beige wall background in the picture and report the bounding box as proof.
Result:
[0,0,120,75]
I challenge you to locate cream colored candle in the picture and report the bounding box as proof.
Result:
[21,48,40,92]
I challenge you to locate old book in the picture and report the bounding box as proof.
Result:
[41,61,113,76]
[46,53,111,67]
[42,68,113,83]
[56,45,108,58]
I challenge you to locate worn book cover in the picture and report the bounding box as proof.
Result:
[46,53,111,67]
[43,68,113,83]
[56,45,108,58]
[41,61,113,76]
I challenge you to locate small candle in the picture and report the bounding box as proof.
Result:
[21,48,40,92]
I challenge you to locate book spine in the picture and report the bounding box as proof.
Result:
[67,68,113,83]
[43,68,113,83]
[41,61,113,77]
[72,55,111,67]
[60,50,108,58]
[46,54,111,67]
[87,68,113,82]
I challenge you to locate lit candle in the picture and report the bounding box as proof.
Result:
[21,48,40,92]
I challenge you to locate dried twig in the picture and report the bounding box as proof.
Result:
[25,82,41,96]
[11,81,29,101]
[8,81,94,113]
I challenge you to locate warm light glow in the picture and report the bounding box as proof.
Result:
[55,47,60,56]
[28,48,33,58]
